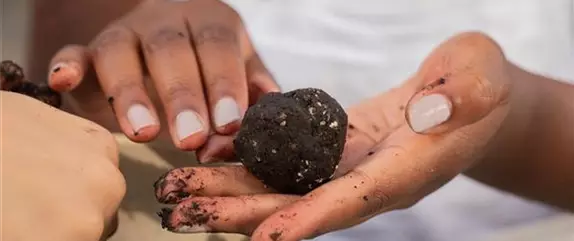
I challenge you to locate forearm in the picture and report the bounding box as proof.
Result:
[467,62,574,211]
[28,0,140,81]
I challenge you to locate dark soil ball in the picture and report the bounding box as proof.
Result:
[234,88,347,195]
[1,60,62,108]
[1,60,25,90]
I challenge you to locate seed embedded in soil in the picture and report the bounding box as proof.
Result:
[234,88,348,195]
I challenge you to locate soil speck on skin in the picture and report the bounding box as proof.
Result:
[269,231,282,241]
[157,208,173,230]
[171,201,218,230]
[438,77,446,85]
[192,202,200,210]
[363,196,369,201]
[235,88,347,195]
[367,151,375,156]
[421,76,448,92]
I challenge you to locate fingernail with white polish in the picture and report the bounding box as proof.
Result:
[407,94,452,133]
[127,104,156,132]
[214,96,241,128]
[176,110,204,141]
[173,225,212,233]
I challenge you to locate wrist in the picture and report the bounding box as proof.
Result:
[467,61,574,210]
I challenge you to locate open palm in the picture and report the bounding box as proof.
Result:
[154,32,514,240]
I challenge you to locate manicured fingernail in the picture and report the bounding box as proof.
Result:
[127,104,156,132]
[214,96,241,127]
[407,94,452,133]
[176,110,204,141]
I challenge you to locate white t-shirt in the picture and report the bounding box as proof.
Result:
[226,1,574,241]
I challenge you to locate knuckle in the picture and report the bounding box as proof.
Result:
[142,27,188,53]
[107,167,127,202]
[164,78,198,103]
[91,26,133,57]
[205,75,233,89]
[472,75,499,108]
[437,32,511,110]
[193,24,238,46]
[107,79,142,99]
[91,159,126,203]
[79,121,118,161]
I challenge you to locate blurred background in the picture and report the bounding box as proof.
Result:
[2,0,574,241]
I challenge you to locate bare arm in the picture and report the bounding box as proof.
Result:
[467,63,574,211]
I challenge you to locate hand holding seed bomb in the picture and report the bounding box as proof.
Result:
[153,32,552,241]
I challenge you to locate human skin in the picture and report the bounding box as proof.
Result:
[29,0,574,240]
[153,33,574,240]
[1,92,125,241]
[30,0,279,152]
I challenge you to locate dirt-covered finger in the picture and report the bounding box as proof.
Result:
[154,166,273,204]
[159,195,298,235]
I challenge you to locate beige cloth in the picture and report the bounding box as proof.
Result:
[109,135,247,241]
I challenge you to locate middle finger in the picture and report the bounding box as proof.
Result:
[138,18,209,150]
[187,16,248,134]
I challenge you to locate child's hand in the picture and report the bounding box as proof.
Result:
[47,0,279,150]
[2,92,125,241]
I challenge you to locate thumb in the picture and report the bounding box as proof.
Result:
[405,32,512,134]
